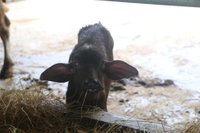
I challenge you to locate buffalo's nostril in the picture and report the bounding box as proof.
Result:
[83,79,103,92]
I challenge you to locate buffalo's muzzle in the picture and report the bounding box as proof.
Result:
[83,79,103,92]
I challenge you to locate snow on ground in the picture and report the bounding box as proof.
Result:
[0,0,200,130]
[6,0,200,92]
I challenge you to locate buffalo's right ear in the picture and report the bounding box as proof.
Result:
[103,60,139,80]
[40,63,73,83]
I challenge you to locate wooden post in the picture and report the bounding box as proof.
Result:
[65,106,176,132]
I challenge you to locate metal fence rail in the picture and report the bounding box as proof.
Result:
[105,0,200,7]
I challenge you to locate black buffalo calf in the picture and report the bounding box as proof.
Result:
[40,23,138,111]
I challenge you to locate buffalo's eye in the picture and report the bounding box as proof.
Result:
[69,62,80,73]
[74,63,80,71]
[74,62,79,68]
[100,61,106,72]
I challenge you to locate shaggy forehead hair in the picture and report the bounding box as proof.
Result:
[70,48,104,65]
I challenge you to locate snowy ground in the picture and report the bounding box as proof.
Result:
[0,0,200,130]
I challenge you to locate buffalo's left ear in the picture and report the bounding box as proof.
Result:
[40,63,73,83]
[103,60,139,80]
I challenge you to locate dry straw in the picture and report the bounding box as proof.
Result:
[0,89,199,133]
[0,89,66,132]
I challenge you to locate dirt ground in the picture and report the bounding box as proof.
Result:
[0,0,200,131]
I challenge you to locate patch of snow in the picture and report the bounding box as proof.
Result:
[133,42,200,92]
[164,105,198,126]
[122,97,150,113]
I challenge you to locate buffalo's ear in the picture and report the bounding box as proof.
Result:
[104,60,139,80]
[40,63,73,83]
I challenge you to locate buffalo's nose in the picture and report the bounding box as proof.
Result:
[83,79,103,92]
